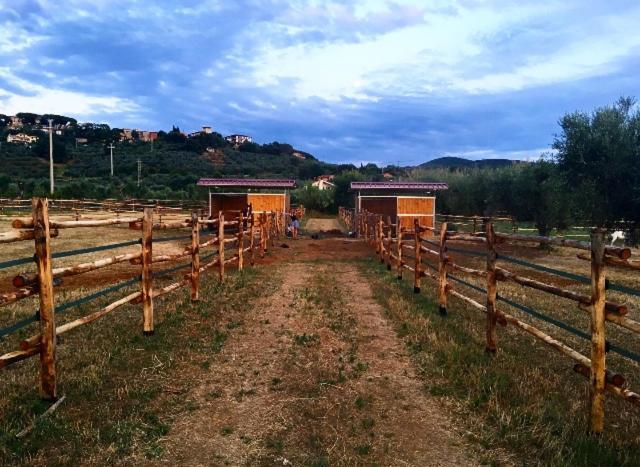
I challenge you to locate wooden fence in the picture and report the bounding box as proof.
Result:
[0,197,206,217]
[0,198,284,400]
[338,206,355,231]
[356,209,640,434]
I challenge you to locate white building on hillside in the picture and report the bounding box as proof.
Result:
[7,133,38,144]
[225,134,252,144]
[311,179,336,191]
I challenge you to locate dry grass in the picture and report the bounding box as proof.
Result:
[0,264,272,465]
[361,241,640,465]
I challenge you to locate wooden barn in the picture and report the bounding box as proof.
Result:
[351,181,448,231]
[197,178,295,221]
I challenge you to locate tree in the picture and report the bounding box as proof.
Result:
[553,97,640,229]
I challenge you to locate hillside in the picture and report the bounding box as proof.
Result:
[420,156,520,169]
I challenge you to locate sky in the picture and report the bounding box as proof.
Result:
[0,0,639,166]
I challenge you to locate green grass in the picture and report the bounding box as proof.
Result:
[360,257,640,466]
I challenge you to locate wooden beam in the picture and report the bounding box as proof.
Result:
[190,212,200,301]
[438,222,448,316]
[485,222,498,354]
[218,211,225,282]
[589,229,606,434]
[141,208,154,335]
[32,198,57,400]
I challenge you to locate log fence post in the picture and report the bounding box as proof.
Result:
[590,228,607,433]
[250,213,255,266]
[379,217,384,263]
[237,212,244,271]
[485,222,498,353]
[218,211,225,282]
[397,226,403,280]
[190,212,200,301]
[33,198,57,400]
[438,222,448,315]
[374,215,380,255]
[141,207,154,335]
[260,213,266,258]
[386,216,392,270]
[414,219,421,293]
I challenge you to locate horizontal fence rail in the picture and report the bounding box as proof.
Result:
[0,198,284,400]
[355,209,640,434]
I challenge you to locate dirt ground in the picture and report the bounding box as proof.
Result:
[149,228,475,466]
[304,218,345,233]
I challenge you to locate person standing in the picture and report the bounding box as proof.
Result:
[291,215,300,239]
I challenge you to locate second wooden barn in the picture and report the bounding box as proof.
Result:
[197,178,295,222]
[351,181,449,232]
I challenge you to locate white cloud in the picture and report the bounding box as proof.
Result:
[0,69,140,118]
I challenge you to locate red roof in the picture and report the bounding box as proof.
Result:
[197,178,296,188]
[351,181,448,191]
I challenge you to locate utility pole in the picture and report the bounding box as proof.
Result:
[137,159,142,187]
[108,143,115,177]
[48,119,54,194]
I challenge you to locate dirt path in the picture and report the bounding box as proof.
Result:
[304,218,345,233]
[155,241,474,466]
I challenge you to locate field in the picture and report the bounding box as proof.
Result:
[2,212,640,465]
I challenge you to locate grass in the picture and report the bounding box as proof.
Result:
[0,264,276,465]
[360,256,640,466]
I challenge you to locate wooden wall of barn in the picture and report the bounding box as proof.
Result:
[396,196,435,230]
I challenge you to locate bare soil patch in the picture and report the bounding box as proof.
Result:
[156,259,474,466]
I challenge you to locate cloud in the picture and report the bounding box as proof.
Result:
[0,68,141,121]
[0,0,638,164]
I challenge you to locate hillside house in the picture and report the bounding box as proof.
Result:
[225,134,252,145]
[7,133,38,144]
[311,179,335,191]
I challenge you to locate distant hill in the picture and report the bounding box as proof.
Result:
[419,156,521,169]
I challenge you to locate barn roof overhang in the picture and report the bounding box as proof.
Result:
[197,178,296,188]
[350,181,448,191]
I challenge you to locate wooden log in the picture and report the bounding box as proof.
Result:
[141,208,154,335]
[218,212,225,282]
[21,291,142,350]
[495,266,627,315]
[190,213,200,301]
[397,227,403,280]
[501,308,591,366]
[128,220,192,230]
[260,213,266,258]
[590,229,606,434]
[32,198,56,400]
[419,244,440,257]
[50,217,139,229]
[577,253,640,271]
[448,261,487,278]
[573,363,625,388]
[438,222,448,316]
[0,228,59,243]
[414,220,422,293]
[237,213,244,271]
[0,347,40,369]
[1,287,37,306]
[152,279,189,299]
[385,216,392,270]
[486,222,498,354]
[16,252,141,287]
[446,233,487,243]
[495,232,631,259]
[250,213,255,266]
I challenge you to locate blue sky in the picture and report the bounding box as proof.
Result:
[1,0,639,165]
